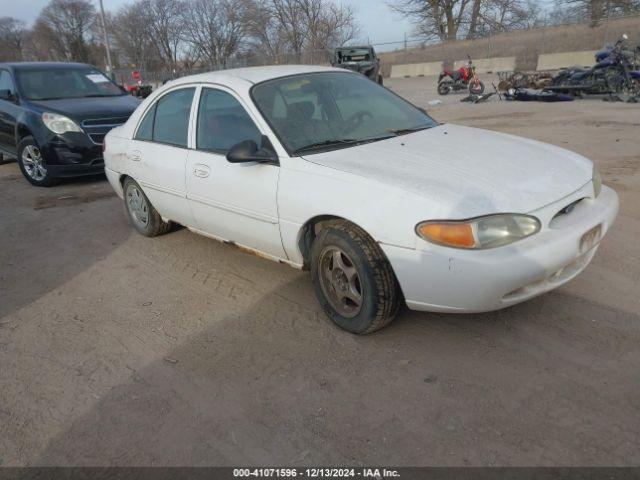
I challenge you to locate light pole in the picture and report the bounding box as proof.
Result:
[98,0,114,79]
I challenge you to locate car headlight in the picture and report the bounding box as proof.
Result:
[41,112,82,134]
[416,214,541,250]
[593,165,602,198]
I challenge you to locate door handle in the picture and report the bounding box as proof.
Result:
[193,164,210,178]
[128,150,142,161]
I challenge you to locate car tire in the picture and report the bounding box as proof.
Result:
[17,136,57,187]
[378,75,384,86]
[122,177,172,237]
[310,220,401,334]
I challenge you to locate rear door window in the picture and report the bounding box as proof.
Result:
[152,88,195,147]
[135,104,156,141]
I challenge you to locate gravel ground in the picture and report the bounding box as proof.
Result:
[0,76,639,466]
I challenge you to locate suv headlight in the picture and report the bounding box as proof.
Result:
[42,112,82,134]
[593,165,602,198]
[416,214,541,250]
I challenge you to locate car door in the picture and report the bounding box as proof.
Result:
[127,86,196,227]
[186,86,286,259]
[0,69,19,155]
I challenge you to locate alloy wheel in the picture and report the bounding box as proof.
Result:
[318,246,363,318]
[21,145,47,181]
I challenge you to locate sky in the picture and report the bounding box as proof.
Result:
[2,0,416,51]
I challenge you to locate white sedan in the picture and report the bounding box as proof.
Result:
[104,65,619,334]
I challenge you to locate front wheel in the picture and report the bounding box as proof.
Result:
[310,220,401,334]
[17,136,56,187]
[469,80,485,95]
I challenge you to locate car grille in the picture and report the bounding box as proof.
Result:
[81,116,130,145]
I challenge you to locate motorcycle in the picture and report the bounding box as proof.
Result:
[438,56,485,96]
[550,34,640,96]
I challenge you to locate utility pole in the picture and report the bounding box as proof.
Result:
[98,0,114,79]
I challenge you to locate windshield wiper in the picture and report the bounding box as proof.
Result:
[292,138,362,155]
[387,125,434,136]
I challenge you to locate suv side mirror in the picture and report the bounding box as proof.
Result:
[0,89,14,101]
[226,136,279,166]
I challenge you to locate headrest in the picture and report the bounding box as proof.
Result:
[287,101,315,121]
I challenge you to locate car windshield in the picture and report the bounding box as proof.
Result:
[252,72,437,155]
[16,67,125,100]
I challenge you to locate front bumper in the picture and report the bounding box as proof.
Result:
[40,132,104,178]
[383,184,619,313]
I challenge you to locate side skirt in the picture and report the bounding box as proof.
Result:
[186,226,304,270]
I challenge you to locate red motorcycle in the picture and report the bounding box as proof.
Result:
[438,56,485,95]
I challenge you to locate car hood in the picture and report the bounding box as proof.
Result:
[28,95,141,123]
[301,124,593,218]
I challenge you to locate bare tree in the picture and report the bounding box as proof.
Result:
[299,0,358,52]
[0,17,27,61]
[269,0,307,61]
[244,0,293,63]
[36,0,96,62]
[390,0,474,41]
[142,0,185,72]
[475,0,543,34]
[183,0,247,68]
[559,0,640,24]
[111,1,163,71]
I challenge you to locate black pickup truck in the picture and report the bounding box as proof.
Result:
[0,62,140,186]
[332,46,383,85]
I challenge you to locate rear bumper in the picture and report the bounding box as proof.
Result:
[383,185,619,313]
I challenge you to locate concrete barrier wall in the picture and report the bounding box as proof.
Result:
[453,56,516,73]
[536,51,597,70]
[390,61,443,78]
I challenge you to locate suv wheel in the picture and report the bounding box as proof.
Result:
[310,220,401,334]
[17,136,56,187]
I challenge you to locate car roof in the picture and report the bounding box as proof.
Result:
[170,64,350,86]
[0,61,93,70]
[335,46,373,51]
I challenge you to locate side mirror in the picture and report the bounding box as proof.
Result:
[226,136,278,166]
[0,89,14,101]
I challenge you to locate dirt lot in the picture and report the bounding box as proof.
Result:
[1,77,639,467]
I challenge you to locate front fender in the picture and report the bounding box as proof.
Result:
[277,158,430,265]
[14,110,50,148]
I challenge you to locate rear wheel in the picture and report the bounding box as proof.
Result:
[17,136,56,187]
[378,75,384,86]
[438,81,452,95]
[123,177,172,237]
[310,220,401,334]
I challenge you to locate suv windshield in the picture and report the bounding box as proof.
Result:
[16,67,124,100]
[252,72,437,155]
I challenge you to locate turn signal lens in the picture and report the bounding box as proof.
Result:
[417,223,476,249]
[593,165,602,198]
[416,214,541,250]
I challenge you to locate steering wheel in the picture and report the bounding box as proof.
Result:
[343,110,373,133]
